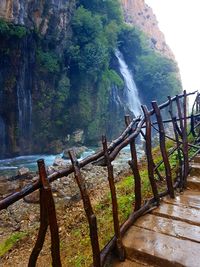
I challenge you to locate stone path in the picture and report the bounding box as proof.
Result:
[113,157,200,267]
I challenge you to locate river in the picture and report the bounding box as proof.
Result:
[0,148,96,176]
[0,144,145,177]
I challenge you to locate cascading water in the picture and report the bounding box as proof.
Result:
[0,116,6,156]
[115,49,142,117]
[17,59,32,140]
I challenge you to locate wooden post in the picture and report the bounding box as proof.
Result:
[68,150,101,267]
[175,95,184,137]
[28,178,48,267]
[168,96,183,189]
[125,115,142,211]
[190,114,196,137]
[102,135,125,261]
[183,90,189,187]
[28,159,61,267]
[141,129,164,181]
[152,101,175,198]
[141,105,159,204]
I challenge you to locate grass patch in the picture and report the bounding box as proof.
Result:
[63,172,154,266]
[61,140,182,266]
[0,232,27,257]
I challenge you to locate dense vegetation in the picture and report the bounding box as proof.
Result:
[0,0,182,156]
[119,25,182,105]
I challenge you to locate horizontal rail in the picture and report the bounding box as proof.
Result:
[0,91,197,210]
[142,113,200,128]
[0,90,200,267]
[149,91,197,116]
[0,118,141,210]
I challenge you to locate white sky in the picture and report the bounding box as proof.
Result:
[145,0,200,95]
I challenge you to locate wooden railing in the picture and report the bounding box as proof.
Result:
[0,90,200,266]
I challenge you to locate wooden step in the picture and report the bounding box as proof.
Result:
[134,213,200,243]
[187,176,200,190]
[192,155,200,164]
[163,191,200,209]
[190,164,200,176]
[152,202,200,226]
[112,259,151,267]
[122,226,200,267]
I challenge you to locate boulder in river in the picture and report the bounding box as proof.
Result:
[18,167,30,176]
[62,146,87,159]
[53,157,68,167]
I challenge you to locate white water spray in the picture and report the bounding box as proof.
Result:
[115,49,141,117]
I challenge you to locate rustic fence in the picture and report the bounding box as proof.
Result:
[0,90,200,266]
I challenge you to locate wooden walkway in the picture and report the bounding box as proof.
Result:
[113,156,200,267]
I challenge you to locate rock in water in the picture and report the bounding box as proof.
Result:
[18,167,30,176]
[53,157,68,167]
[63,146,87,159]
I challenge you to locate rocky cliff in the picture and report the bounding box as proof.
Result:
[0,0,75,41]
[121,0,174,59]
[0,0,181,158]
[0,0,76,157]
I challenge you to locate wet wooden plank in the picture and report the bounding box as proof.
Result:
[163,192,200,209]
[187,175,200,190]
[192,155,200,164]
[152,202,200,226]
[113,259,151,267]
[190,164,200,176]
[123,226,200,267]
[135,213,200,243]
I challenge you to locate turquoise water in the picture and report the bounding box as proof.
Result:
[0,144,143,177]
[0,148,96,176]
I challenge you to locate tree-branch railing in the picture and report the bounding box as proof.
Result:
[0,90,199,267]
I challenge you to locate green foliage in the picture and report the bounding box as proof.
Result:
[102,69,124,88]
[0,20,9,34]
[0,0,183,152]
[0,19,27,38]
[37,49,60,73]
[0,232,27,257]
[67,1,122,79]
[71,6,103,45]
[135,53,182,103]
[78,0,123,23]
[57,76,70,104]
[67,6,112,78]
[118,25,144,66]
[104,21,120,51]
[118,25,182,104]
[78,88,93,124]
[53,76,70,128]
[78,39,108,75]
[116,176,135,219]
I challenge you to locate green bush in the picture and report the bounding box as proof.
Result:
[118,25,182,104]
[37,49,60,73]
[0,20,27,38]
[135,53,182,103]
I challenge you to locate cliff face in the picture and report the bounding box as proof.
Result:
[0,0,74,40]
[0,0,76,158]
[120,0,174,60]
[0,0,181,158]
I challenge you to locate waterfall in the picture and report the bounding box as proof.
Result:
[17,61,32,140]
[0,116,6,156]
[115,49,141,117]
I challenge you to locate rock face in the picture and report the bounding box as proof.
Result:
[0,0,180,159]
[120,0,174,59]
[0,0,73,36]
[0,0,76,158]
